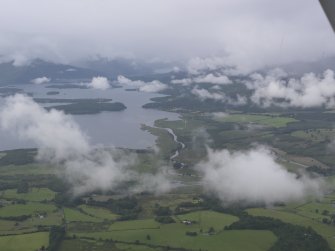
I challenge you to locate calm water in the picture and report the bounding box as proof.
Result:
[0,84,179,150]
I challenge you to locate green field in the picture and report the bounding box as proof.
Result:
[176,210,239,230]
[64,207,103,223]
[0,232,49,251]
[0,202,57,217]
[0,164,55,176]
[79,205,119,221]
[0,188,56,202]
[217,114,297,128]
[75,228,276,251]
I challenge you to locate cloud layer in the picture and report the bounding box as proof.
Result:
[196,146,323,204]
[0,0,334,70]
[0,94,172,195]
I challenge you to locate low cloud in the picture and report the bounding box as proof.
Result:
[117,75,167,93]
[187,57,234,75]
[196,146,324,205]
[192,86,247,106]
[212,112,228,119]
[0,94,173,195]
[192,87,225,101]
[87,76,110,90]
[171,78,193,86]
[194,74,232,85]
[247,69,335,108]
[172,73,232,86]
[31,76,51,85]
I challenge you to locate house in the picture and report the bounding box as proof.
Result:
[182,220,192,225]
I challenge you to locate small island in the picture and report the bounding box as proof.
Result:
[48,101,127,115]
[34,98,127,115]
[46,91,60,96]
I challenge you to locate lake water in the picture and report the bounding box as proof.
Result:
[0,84,179,150]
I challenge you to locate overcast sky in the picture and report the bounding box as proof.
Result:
[0,0,334,70]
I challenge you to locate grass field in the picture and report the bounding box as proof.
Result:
[0,202,57,217]
[176,210,239,230]
[0,188,56,202]
[115,243,162,251]
[59,239,117,251]
[0,164,55,176]
[64,208,103,223]
[75,228,276,251]
[217,114,297,128]
[0,232,49,251]
[79,205,119,221]
[0,220,17,232]
[109,219,159,231]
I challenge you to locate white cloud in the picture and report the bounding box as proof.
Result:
[0,94,173,195]
[31,76,51,85]
[196,146,324,204]
[87,76,110,90]
[247,69,335,108]
[117,75,167,93]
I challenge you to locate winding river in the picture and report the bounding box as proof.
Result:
[163,128,186,161]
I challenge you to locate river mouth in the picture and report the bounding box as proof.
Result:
[0,83,180,151]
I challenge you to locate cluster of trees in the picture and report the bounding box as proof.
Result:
[87,197,142,220]
[154,206,172,216]
[154,206,175,224]
[17,181,29,193]
[155,216,175,224]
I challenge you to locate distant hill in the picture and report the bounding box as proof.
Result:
[0,59,105,85]
[82,57,179,78]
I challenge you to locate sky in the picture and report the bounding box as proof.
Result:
[0,0,334,71]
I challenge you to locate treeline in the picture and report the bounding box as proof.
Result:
[0,215,31,221]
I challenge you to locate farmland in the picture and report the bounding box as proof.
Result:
[0,100,335,250]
